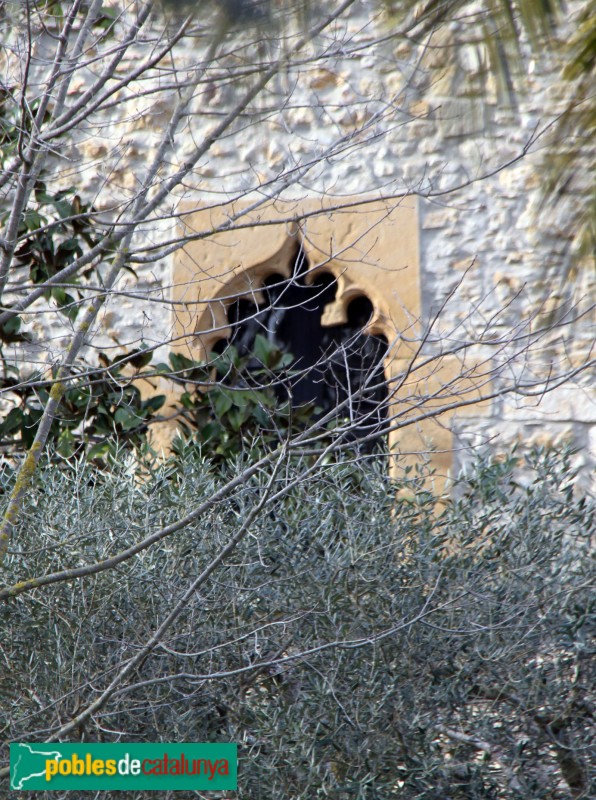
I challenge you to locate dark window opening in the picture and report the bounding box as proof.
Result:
[216,244,388,449]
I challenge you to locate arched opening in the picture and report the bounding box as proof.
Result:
[213,243,388,449]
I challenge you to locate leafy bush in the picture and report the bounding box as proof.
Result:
[0,347,164,458]
[0,176,117,345]
[1,446,593,799]
[0,336,320,463]
[162,336,320,465]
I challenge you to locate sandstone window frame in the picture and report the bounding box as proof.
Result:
[169,196,488,491]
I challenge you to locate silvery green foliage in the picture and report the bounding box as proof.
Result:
[1,446,594,798]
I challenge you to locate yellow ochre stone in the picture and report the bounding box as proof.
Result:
[161,197,490,490]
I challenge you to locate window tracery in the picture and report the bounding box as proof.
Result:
[213,242,389,449]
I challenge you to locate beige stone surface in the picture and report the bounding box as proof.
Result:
[387,354,492,494]
[173,197,421,358]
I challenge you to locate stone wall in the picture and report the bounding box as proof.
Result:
[1,0,593,488]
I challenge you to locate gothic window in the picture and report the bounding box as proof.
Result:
[172,199,488,490]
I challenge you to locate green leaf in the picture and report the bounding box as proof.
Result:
[169,352,196,372]
[53,199,73,219]
[56,428,76,458]
[0,314,23,342]
[127,347,153,370]
[214,345,239,375]
[199,421,224,442]
[0,407,24,436]
[252,404,271,427]
[114,406,140,431]
[253,334,273,366]
[154,361,172,374]
[95,4,118,30]
[87,442,112,460]
[180,391,195,410]
[141,395,166,414]
[213,390,234,417]
[227,405,249,431]
[23,209,45,230]
[51,288,79,321]
[57,237,81,254]
[34,182,52,203]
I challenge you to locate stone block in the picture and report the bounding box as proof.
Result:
[308,69,339,90]
[504,386,596,424]
[422,209,458,229]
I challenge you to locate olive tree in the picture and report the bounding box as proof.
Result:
[1,447,594,798]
